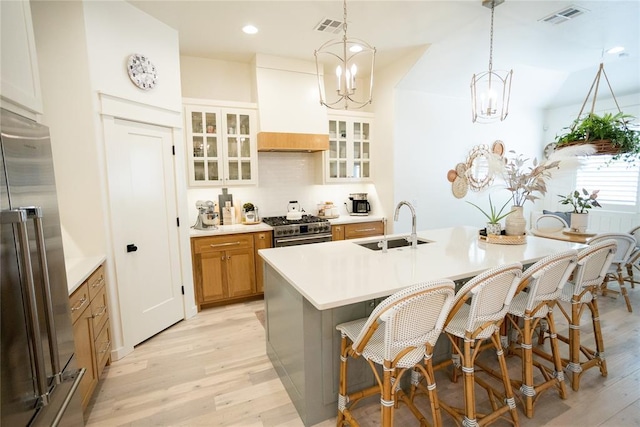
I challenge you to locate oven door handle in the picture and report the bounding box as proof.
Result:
[276,234,332,246]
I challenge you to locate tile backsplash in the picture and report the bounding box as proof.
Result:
[186,152,381,225]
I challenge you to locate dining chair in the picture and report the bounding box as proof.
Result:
[538,239,617,391]
[534,214,569,232]
[502,250,577,418]
[625,225,640,288]
[589,233,636,312]
[335,279,455,427]
[438,263,523,427]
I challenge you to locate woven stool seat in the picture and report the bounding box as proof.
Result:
[589,233,636,312]
[500,250,577,418]
[539,240,617,391]
[336,279,455,427]
[437,263,523,427]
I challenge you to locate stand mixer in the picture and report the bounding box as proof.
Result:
[193,200,218,230]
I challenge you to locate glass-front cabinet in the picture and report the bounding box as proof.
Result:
[185,104,257,186]
[326,113,373,183]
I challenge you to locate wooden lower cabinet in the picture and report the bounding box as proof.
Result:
[69,263,110,412]
[253,231,273,293]
[192,232,271,310]
[332,220,384,240]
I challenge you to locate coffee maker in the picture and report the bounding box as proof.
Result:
[347,193,371,216]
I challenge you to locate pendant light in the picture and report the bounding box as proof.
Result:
[471,0,513,123]
[314,0,376,110]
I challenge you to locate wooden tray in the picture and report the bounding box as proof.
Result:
[479,233,527,245]
[562,229,597,237]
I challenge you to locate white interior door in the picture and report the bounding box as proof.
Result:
[104,117,183,346]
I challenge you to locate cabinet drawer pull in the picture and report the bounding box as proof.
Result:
[92,306,108,318]
[98,340,111,354]
[91,275,104,289]
[355,228,376,233]
[71,296,88,312]
[209,241,241,248]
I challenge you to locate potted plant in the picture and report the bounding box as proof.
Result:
[467,195,513,235]
[558,188,601,233]
[555,112,640,163]
[242,202,258,223]
[494,151,560,236]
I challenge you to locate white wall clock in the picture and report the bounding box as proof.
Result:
[127,53,158,90]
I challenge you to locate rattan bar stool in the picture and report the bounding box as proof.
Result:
[625,225,640,288]
[336,279,455,427]
[438,263,523,427]
[538,240,617,392]
[501,250,577,418]
[589,233,636,312]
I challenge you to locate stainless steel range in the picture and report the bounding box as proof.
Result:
[262,215,332,247]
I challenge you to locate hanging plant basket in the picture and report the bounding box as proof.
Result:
[553,63,640,162]
[558,139,622,155]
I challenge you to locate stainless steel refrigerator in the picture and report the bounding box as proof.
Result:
[1,108,85,426]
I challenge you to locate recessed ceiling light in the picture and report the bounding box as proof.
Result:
[349,45,363,53]
[606,46,625,54]
[242,25,258,35]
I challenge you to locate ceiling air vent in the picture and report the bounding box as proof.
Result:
[540,5,588,24]
[314,18,342,34]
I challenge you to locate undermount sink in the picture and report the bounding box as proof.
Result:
[357,237,432,251]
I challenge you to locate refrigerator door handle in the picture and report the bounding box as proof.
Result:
[0,209,50,405]
[24,206,63,383]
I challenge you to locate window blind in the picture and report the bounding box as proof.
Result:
[576,155,639,207]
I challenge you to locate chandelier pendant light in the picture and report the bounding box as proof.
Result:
[471,0,513,123]
[314,0,376,110]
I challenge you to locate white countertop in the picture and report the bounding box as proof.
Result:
[327,215,385,225]
[258,226,585,310]
[66,255,106,295]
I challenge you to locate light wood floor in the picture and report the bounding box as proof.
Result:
[86,280,640,426]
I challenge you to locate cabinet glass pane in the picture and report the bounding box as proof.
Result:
[363,123,370,140]
[228,137,238,157]
[339,141,347,159]
[241,161,251,180]
[205,113,217,133]
[329,161,338,178]
[239,115,250,134]
[191,112,203,133]
[338,121,347,138]
[363,142,370,159]
[207,161,219,181]
[354,122,361,139]
[329,121,337,138]
[353,162,361,178]
[227,114,237,134]
[240,137,251,157]
[206,137,217,157]
[330,141,337,158]
[193,136,204,157]
[353,141,361,159]
[194,161,205,181]
[339,161,347,177]
[363,162,370,178]
[228,161,239,180]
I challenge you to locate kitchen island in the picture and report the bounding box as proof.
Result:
[258,226,585,426]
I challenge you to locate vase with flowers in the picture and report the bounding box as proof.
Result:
[495,151,561,235]
[558,188,601,233]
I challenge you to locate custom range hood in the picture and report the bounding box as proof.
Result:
[253,54,329,152]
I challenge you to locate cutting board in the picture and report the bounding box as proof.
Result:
[218,189,233,224]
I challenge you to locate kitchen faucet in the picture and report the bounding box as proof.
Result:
[394,200,417,249]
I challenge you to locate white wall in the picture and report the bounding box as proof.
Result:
[181,56,252,102]
[393,90,545,234]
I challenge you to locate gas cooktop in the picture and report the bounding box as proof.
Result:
[262,215,328,227]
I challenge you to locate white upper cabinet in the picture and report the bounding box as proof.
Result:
[184,102,258,186]
[325,112,373,183]
[0,0,43,118]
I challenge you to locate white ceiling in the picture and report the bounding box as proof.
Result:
[127,0,640,109]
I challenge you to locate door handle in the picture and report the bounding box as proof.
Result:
[127,244,138,253]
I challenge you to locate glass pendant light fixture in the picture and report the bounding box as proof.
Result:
[471,0,513,123]
[314,0,376,110]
